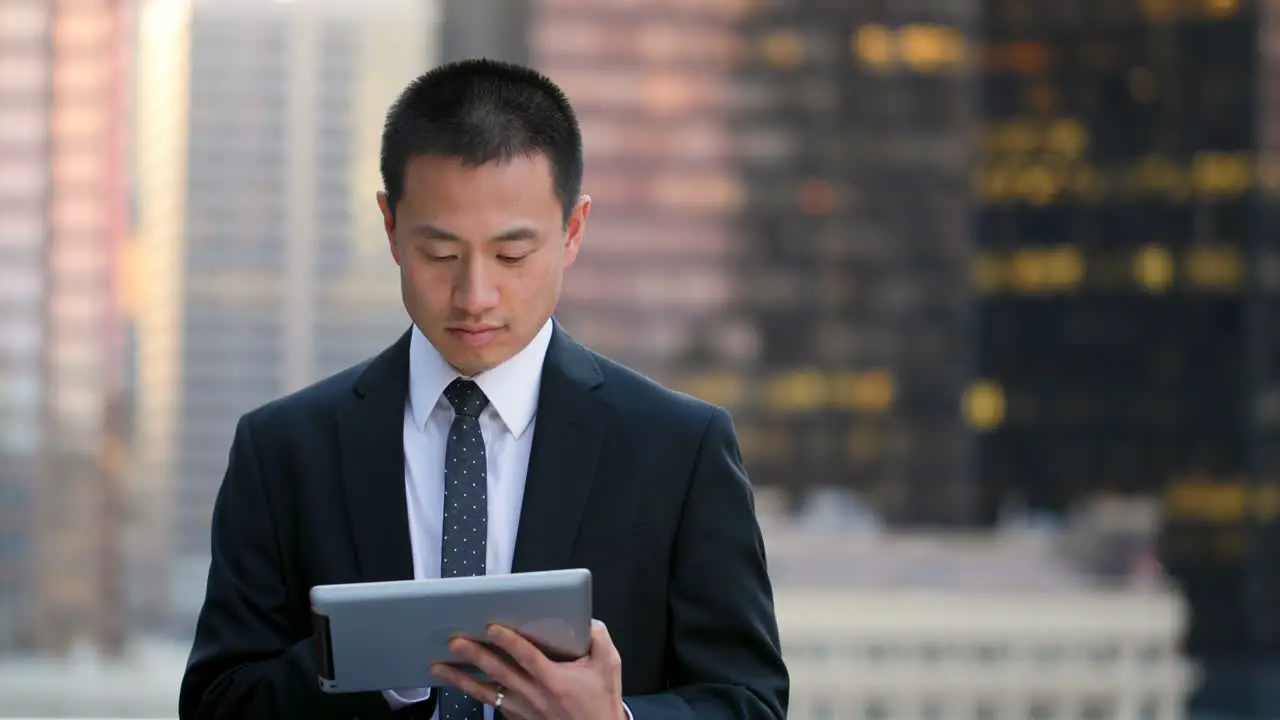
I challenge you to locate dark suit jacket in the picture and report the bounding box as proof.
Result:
[179,323,789,719]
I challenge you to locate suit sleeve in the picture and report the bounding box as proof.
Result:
[179,414,411,720]
[623,407,790,720]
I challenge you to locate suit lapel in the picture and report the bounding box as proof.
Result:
[336,329,415,583]
[511,322,607,574]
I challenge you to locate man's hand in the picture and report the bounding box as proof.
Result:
[430,619,626,720]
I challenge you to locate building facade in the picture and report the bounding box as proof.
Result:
[132,0,434,632]
[724,1,978,522]
[975,0,1279,713]
[0,0,130,655]
[0,0,52,653]
[530,0,751,385]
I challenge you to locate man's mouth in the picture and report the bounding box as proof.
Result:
[448,326,502,347]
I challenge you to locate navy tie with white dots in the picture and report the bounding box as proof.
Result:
[439,378,489,720]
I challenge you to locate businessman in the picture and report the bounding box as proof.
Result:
[179,58,788,720]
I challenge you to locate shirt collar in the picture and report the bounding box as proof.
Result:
[408,318,553,439]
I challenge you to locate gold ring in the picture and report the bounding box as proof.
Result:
[494,687,505,708]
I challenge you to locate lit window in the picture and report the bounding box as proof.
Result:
[759,30,804,69]
[797,179,836,215]
[50,194,105,233]
[650,171,745,213]
[846,424,883,461]
[52,106,104,141]
[53,58,104,94]
[764,370,826,413]
[48,240,106,279]
[55,9,108,46]
[643,74,701,116]
[1204,0,1239,19]
[50,291,104,325]
[854,24,894,67]
[673,372,744,408]
[898,24,966,72]
[1184,245,1243,290]
[1134,245,1174,292]
[964,381,1006,431]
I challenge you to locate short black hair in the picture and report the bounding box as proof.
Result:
[380,58,584,224]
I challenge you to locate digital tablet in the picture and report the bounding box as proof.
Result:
[310,568,592,694]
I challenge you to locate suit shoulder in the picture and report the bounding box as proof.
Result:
[240,358,370,428]
[591,351,726,430]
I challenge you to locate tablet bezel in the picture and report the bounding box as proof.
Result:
[309,568,593,694]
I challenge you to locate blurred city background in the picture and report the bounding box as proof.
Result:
[1,0,1279,717]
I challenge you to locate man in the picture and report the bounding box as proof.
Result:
[179,58,788,720]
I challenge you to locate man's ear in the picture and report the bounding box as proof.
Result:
[377,190,399,264]
[563,194,591,269]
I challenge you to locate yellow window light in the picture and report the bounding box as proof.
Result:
[964,381,1006,431]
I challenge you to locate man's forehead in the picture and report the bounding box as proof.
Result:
[403,151,554,178]
[404,153,553,197]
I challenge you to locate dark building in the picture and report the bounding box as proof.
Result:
[438,0,532,65]
[976,0,1279,713]
[976,0,1256,513]
[1249,0,1280,710]
[729,2,979,523]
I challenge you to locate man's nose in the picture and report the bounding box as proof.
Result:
[454,259,499,315]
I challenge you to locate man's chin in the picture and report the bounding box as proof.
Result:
[442,344,505,377]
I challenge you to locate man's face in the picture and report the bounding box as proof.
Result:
[378,153,588,376]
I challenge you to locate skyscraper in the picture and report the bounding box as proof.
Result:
[975,0,1277,713]
[0,0,130,654]
[1251,0,1280,701]
[975,0,1259,513]
[531,0,752,385]
[438,0,532,65]
[0,0,52,654]
[132,0,435,632]
[729,2,978,521]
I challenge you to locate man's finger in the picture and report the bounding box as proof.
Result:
[428,662,501,707]
[447,637,539,704]
[586,614,622,671]
[588,619,622,665]
[589,619,611,642]
[486,624,555,680]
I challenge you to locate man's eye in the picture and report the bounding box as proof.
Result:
[426,254,456,262]
[497,255,527,264]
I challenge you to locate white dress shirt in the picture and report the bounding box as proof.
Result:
[383,319,552,717]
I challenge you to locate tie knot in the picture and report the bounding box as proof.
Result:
[443,379,489,418]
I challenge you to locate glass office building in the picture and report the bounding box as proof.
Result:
[133,0,431,632]
[976,0,1279,712]
[976,0,1257,512]
[728,2,978,523]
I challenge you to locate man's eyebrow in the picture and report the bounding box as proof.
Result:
[492,226,539,241]
[409,222,539,241]
[410,222,461,240]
